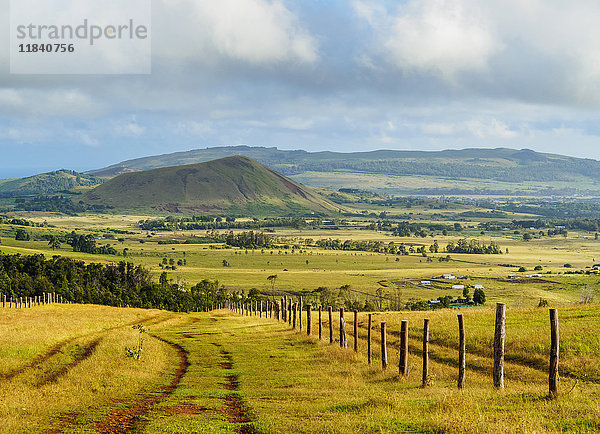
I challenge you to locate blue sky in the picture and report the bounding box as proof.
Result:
[2,0,600,177]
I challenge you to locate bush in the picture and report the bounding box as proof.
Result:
[534,265,543,271]
[564,263,573,268]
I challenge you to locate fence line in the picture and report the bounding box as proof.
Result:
[226,299,561,397]
[0,292,71,309]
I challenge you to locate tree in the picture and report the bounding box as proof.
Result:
[522,233,532,241]
[159,272,169,286]
[48,236,61,250]
[462,287,470,301]
[15,228,30,241]
[534,265,543,271]
[267,274,277,291]
[473,288,486,305]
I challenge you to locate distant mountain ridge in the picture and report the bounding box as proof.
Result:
[84,156,342,214]
[3,146,600,198]
[0,169,102,196]
[87,146,600,197]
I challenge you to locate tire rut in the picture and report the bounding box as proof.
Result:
[36,337,102,386]
[217,347,259,434]
[94,333,190,433]
[2,313,173,382]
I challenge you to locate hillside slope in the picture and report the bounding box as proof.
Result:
[84,156,342,214]
[88,146,600,197]
[0,169,102,196]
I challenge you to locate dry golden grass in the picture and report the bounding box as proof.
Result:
[0,304,185,433]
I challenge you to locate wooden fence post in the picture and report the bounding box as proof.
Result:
[400,320,409,376]
[318,305,322,340]
[339,308,346,348]
[307,305,312,336]
[288,298,293,325]
[549,309,559,398]
[353,311,358,352]
[293,303,297,329]
[381,322,388,369]
[422,318,430,387]
[299,297,303,331]
[367,314,372,364]
[493,302,506,390]
[458,314,466,389]
[340,317,347,348]
[328,306,333,344]
[260,301,263,318]
[282,297,287,322]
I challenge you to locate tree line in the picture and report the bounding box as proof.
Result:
[0,253,225,312]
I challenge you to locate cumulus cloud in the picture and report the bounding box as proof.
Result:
[385,0,499,80]
[154,0,318,65]
[3,0,600,173]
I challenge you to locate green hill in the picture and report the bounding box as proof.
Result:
[0,169,102,196]
[83,156,342,214]
[88,146,600,197]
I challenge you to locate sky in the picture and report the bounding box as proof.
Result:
[2,0,600,178]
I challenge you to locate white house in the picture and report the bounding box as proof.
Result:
[473,284,484,289]
[441,274,456,279]
[420,281,431,285]
[452,284,465,290]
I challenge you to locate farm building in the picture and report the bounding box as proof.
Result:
[526,274,542,278]
[452,284,465,290]
[441,274,456,279]
[473,284,484,289]
[420,281,431,285]
[508,274,521,279]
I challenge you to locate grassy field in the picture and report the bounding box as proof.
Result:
[1,213,598,309]
[1,304,599,433]
[290,171,600,197]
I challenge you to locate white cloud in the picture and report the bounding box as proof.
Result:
[354,0,500,81]
[466,119,518,139]
[384,0,500,80]
[154,0,318,65]
[117,122,145,137]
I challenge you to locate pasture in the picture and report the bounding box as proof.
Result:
[1,304,599,433]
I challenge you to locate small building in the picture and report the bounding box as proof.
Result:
[526,274,542,278]
[429,300,441,305]
[452,284,465,290]
[473,284,484,289]
[420,281,431,286]
[441,274,456,279]
[508,274,521,279]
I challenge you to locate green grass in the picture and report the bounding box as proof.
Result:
[0,304,182,433]
[2,216,599,309]
[2,304,600,432]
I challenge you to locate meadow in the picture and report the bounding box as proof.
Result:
[1,303,599,433]
[1,212,597,309]
[0,199,599,432]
